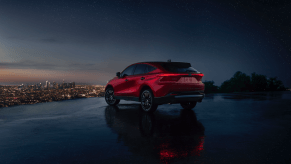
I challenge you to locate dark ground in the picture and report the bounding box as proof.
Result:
[0,91,291,164]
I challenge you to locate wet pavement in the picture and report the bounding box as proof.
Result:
[0,91,291,164]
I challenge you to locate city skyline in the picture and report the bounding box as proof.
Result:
[0,80,78,86]
[0,0,290,87]
[0,83,105,108]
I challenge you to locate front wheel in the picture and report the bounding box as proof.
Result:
[140,89,158,113]
[105,88,120,106]
[180,101,197,110]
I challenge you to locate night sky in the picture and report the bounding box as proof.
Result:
[0,0,290,87]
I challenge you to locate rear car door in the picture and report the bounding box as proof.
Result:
[127,64,148,97]
[114,64,136,97]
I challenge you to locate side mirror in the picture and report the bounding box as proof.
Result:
[116,72,121,78]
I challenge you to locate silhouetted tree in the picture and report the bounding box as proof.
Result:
[219,71,251,92]
[206,71,286,93]
[204,81,219,93]
[231,71,251,92]
[267,77,285,91]
[219,80,232,93]
[251,72,268,91]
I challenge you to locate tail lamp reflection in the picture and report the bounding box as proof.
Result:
[158,136,205,162]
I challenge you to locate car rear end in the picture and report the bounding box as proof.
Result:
[152,62,205,105]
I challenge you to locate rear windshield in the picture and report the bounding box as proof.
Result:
[159,62,200,73]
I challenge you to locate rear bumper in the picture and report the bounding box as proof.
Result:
[154,91,205,105]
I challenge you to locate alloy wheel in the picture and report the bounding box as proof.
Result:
[105,89,119,105]
[141,90,152,111]
[140,89,158,112]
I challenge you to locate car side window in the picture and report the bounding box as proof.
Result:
[145,65,156,73]
[133,64,147,75]
[121,65,136,77]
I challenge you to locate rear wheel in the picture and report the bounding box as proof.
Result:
[180,101,197,110]
[105,88,120,106]
[140,89,158,113]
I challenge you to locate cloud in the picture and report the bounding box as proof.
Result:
[0,60,58,70]
[0,60,133,85]
[0,68,111,85]
[0,60,128,74]
[0,60,99,71]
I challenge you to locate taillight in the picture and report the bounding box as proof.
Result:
[194,74,204,81]
[159,74,181,83]
[158,73,204,83]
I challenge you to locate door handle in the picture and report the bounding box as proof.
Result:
[141,77,145,80]
[125,79,128,82]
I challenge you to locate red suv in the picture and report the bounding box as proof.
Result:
[105,61,205,112]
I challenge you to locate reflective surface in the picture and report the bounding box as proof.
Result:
[105,105,205,163]
[0,91,291,164]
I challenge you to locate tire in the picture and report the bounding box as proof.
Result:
[105,88,120,106]
[140,89,158,113]
[180,101,197,110]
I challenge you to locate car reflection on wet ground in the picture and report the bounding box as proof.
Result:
[0,91,290,164]
[105,105,205,163]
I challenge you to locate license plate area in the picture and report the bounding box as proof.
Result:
[178,77,198,83]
